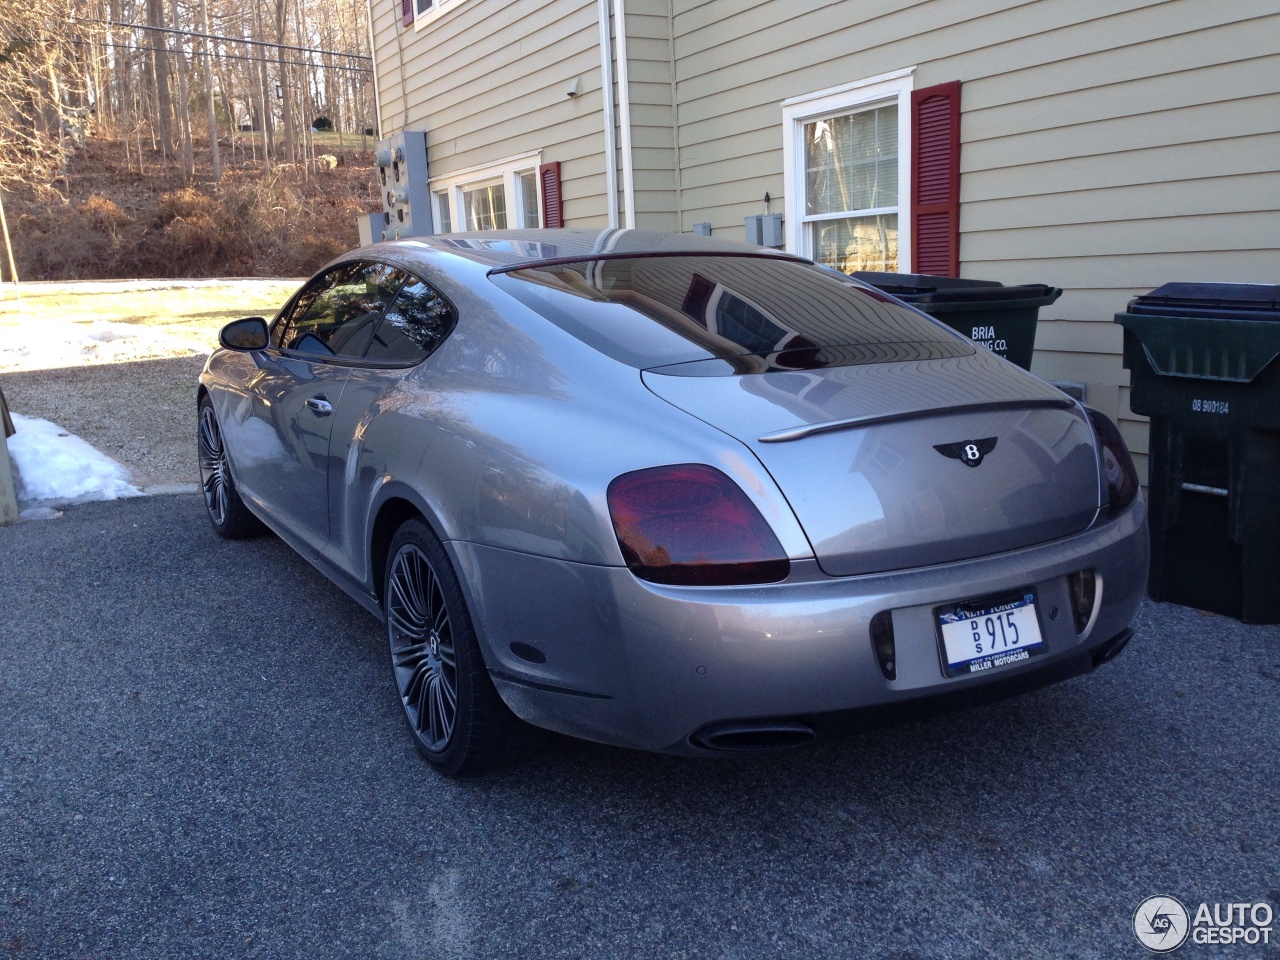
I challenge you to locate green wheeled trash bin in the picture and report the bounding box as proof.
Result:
[852,272,1062,370]
[1116,282,1280,623]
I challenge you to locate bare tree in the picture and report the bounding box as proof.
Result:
[0,0,373,193]
[146,0,174,156]
[200,0,221,179]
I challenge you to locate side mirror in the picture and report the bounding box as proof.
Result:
[219,317,270,351]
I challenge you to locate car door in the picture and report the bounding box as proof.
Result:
[324,274,459,577]
[226,260,409,552]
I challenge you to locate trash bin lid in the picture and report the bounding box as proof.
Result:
[1119,284,1280,381]
[1126,283,1280,322]
[852,272,995,294]
[852,272,1062,308]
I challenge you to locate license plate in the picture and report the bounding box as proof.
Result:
[937,591,1046,678]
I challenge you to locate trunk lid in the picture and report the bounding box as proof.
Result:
[642,352,1101,576]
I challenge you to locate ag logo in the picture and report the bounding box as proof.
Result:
[1134,896,1190,952]
[933,437,997,467]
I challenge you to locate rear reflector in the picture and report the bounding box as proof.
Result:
[1068,569,1097,635]
[607,464,790,586]
[870,610,897,680]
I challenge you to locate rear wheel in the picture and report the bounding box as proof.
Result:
[384,518,524,777]
[197,395,263,539]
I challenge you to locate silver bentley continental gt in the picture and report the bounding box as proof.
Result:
[198,229,1149,776]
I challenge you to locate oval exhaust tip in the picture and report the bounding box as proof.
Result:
[691,720,817,753]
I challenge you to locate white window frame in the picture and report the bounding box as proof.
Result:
[781,68,915,271]
[413,0,468,28]
[428,152,542,234]
[432,187,452,234]
[514,169,542,230]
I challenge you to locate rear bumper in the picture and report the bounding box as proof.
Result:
[793,625,1133,744]
[451,498,1148,754]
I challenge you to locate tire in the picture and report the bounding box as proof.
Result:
[197,395,264,539]
[384,518,525,777]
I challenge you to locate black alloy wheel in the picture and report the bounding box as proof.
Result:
[384,518,525,776]
[197,395,263,539]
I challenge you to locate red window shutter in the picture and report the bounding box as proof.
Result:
[911,81,961,276]
[539,161,563,228]
[401,0,413,27]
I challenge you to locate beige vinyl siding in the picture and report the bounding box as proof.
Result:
[667,0,1279,481]
[623,1,679,228]
[370,0,611,225]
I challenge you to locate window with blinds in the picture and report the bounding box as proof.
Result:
[802,102,900,274]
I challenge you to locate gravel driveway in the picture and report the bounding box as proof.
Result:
[2,494,1279,959]
[2,355,206,490]
[0,278,297,492]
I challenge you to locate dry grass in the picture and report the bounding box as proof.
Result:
[7,136,381,281]
[1,279,299,325]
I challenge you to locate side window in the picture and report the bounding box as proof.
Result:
[271,278,326,349]
[364,277,456,364]
[280,262,408,358]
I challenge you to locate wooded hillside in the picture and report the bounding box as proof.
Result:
[0,0,380,279]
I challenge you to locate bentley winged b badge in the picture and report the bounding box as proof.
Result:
[934,437,998,468]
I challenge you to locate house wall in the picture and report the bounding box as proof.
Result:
[622,0,680,230]
[374,0,1279,481]
[369,0,612,225]
[668,0,1280,481]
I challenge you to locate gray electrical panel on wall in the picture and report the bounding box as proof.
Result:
[372,130,432,241]
[745,214,784,248]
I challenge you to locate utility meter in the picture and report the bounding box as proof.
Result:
[371,131,432,241]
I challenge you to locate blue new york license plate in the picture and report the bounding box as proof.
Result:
[937,591,1047,678]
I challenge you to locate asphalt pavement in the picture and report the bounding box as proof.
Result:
[2,494,1277,960]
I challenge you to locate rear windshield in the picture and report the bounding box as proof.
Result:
[489,254,973,373]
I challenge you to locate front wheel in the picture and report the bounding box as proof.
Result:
[384,518,525,777]
[197,395,264,539]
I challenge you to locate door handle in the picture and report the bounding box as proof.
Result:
[305,396,333,416]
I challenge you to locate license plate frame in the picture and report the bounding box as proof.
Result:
[935,589,1047,678]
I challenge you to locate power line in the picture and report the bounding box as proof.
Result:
[71,38,373,75]
[75,16,372,62]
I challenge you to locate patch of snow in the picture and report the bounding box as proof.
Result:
[6,412,143,503]
[85,319,138,343]
[0,320,216,372]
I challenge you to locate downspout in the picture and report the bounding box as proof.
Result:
[611,0,635,228]
[596,0,619,229]
[388,0,411,134]
[366,0,382,139]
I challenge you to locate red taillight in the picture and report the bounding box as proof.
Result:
[1086,408,1140,520]
[607,464,790,586]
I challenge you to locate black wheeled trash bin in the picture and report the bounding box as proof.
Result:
[853,272,1061,370]
[1116,282,1280,624]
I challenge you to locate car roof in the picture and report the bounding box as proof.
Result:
[361,229,804,271]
